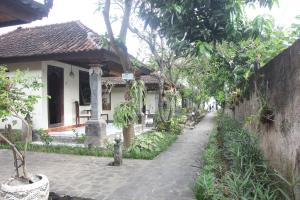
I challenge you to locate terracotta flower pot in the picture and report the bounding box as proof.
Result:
[0,174,49,200]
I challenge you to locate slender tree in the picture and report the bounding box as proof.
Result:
[101,0,137,147]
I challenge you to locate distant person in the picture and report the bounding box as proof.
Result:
[191,111,195,121]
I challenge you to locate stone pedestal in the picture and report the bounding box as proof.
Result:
[113,138,122,166]
[85,65,106,147]
[85,119,106,147]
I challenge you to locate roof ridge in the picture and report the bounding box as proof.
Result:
[75,21,102,50]
[75,21,98,35]
[0,21,81,37]
[0,21,111,58]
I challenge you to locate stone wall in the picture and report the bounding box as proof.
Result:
[229,39,300,191]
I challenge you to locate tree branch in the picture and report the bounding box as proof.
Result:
[103,0,118,52]
[119,0,133,43]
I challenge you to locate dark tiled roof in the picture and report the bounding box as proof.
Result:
[0,21,102,58]
[102,75,159,86]
[16,0,53,15]
[0,0,53,27]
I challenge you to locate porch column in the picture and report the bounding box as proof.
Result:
[85,64,106,147]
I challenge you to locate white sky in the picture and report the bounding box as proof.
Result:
[246,0,300,26]
[1,0,300,58]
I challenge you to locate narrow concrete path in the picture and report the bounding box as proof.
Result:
[106,113,214,200]
[0,113,215,200]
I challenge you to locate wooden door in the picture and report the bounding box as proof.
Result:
[48,65,64,127]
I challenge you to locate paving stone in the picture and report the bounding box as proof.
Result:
[0,113,215,200]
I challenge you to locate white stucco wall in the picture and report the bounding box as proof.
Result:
[0,61,160,129]
[41,61,89,128]
[103,87,159,121]
[0,61,89,130]
[145,91,159,114]
[104,87,125,121]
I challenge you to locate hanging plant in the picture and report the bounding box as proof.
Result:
[259,104,275,124]
[130,79,145,106]
[103,80,114,94]
[113,80,146,128]
[113,102,138,128]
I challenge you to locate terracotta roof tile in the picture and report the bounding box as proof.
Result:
[0,21,102,58]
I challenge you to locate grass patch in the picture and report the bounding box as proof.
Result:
[195,113,289,200]
[0,143,114,157]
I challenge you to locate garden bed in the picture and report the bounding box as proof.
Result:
[195,113,291,199]
[0,113,202,160]
[0,130,180,160]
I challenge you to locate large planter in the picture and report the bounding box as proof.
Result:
[0,174,49,200]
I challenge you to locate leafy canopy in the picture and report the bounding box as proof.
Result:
[139,0,278,46]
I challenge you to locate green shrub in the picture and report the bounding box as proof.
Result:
[0,130,178,160]
[3,130,23,143]
[113,102,138,128]
[155,117,183,135]
[195,113,285,200]
[125,131,177,159]
[35,129,54,145]
[72,129,86,144]
[195,131,224,200]
[195,172,221,200]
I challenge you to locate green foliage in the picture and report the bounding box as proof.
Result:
[195,131,224,200]
[195,113,288,200]
[0,143,113,157]
[98,33,110,49]
[113,80,145,128]
[113,102,138,128]
[183,20,296,107]
[139,0,277,50]
[72,129,87,144]
[155,117,183,135]
[0,130,23,143]
[0,66,43,121]
[0,65,44,178]
[276,172,300,200]
[130,80,146,106]
[125,131,177,159]
[0,130,178,160]
[35,129,53,146]
[290,15,300,39]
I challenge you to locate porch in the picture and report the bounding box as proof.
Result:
[36,123,152,147]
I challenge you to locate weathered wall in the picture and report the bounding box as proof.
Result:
[230,39,300,194]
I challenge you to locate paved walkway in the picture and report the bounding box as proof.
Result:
[0,113,215,200]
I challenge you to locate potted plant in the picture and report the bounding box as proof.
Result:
[0,66,49,200]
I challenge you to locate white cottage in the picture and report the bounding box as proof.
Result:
[0,21,156,131]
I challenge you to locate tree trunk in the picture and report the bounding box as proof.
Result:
[123,124,134,148]
[103,0,135,147]
[123,82,135,147]
[167,97,173,121]
[158,78,165,122]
